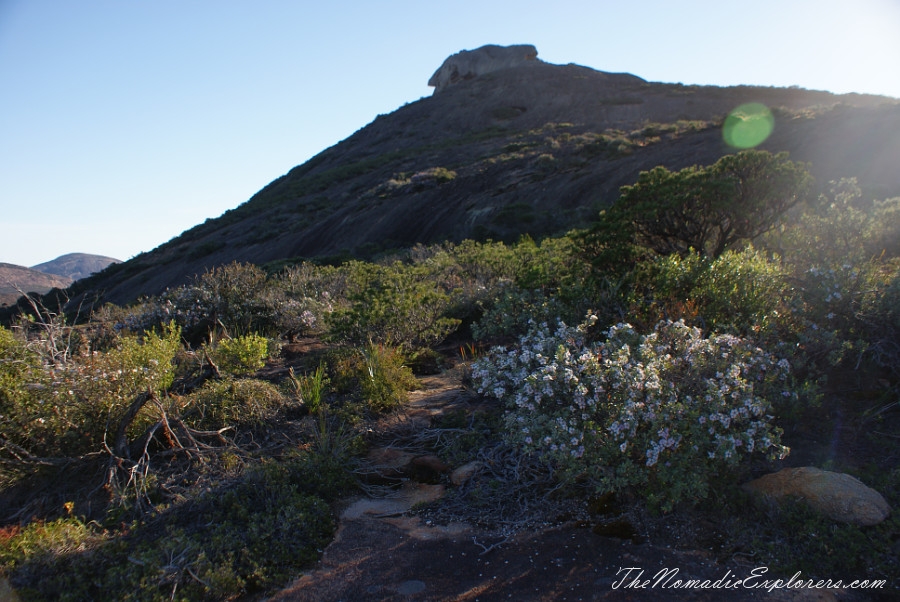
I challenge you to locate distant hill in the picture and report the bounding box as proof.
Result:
[0,263,71,306]
[72,45,900,306]
[32,253,121,282]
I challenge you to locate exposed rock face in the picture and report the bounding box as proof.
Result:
[742,466,891,526]
[428,44,539,93]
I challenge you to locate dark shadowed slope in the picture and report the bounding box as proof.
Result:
[73,53,900,306]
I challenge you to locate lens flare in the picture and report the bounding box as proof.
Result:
[723,102,774,148]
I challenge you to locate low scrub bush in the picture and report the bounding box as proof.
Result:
[121,262,277,341]
[205,333,270,376]
[472,287,571,341]
[472,315,792,511]
[857,264,900,383]
[179,377,287,429]
[326,261,460,351]
[325,343,418,414]
[0,324,182,460]
[629,247,789,336]
[358,342,418,411]
[0,455,346,601]
[271,262,338,339]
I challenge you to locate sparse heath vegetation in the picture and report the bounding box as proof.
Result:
[2,151,899,596]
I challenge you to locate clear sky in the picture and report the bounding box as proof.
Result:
[2,0,898,267]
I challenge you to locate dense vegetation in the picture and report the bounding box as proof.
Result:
[1,150,898,599]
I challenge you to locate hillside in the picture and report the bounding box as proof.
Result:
[32,253,121,282]
[0,263,71,306]
[74,45,900,306]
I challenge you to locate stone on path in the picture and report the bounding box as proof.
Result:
[743,466,891,526]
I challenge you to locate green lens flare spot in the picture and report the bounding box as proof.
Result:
[723,102,774,148]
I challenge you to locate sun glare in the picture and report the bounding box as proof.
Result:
[723,102,775,148]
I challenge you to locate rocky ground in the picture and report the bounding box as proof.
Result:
[265,368,882,602]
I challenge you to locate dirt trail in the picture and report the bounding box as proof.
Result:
[266,370,866,602]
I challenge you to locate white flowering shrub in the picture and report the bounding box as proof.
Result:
[120,286,211,335]
[472,315,791,510]
[272,293,333,339]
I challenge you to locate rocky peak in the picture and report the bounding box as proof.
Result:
[428,44,539,93]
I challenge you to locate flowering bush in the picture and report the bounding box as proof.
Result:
[472,315,791,510]
[273,295,331,339]
[119,286,210,336]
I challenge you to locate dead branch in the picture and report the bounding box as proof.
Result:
[113,390,154,459]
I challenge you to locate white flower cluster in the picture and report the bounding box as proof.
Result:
[472,315,791,507]
[119,287,211,333]
[803,264,861,320]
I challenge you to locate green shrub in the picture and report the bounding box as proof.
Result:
[206,334,270,376]
[358,342,418,411]
[629,247,790,336]
[580,150,812,273]
[0,326,42,433]
[468,236,597,341]
[0,457,342,601]
[289,363,326,415]
[180,377,287,429]
[851,261,900,386]
[868,196,900,258]
[0,517,105,582]
[775,178,872,268]
[0,324,182,460]
[472,287,571,341]
[326,261,460,351]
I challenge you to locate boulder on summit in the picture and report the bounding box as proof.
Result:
[428,43,539,92]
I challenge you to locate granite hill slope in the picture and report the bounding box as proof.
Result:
[74,45,900,306]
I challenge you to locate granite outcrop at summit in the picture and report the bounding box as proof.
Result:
[428,44,539,92]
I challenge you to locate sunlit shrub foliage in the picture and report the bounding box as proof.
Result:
[629,247,789,336]
[326,261,460,351]
[205,333,270,376]
[0,323,182,459]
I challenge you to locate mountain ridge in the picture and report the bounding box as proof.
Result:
[2,253,120,306]
[31,253,121,282]
[0,263,72,306]
[71,49,900,306]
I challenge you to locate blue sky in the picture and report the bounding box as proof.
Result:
[2,0,899,267]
